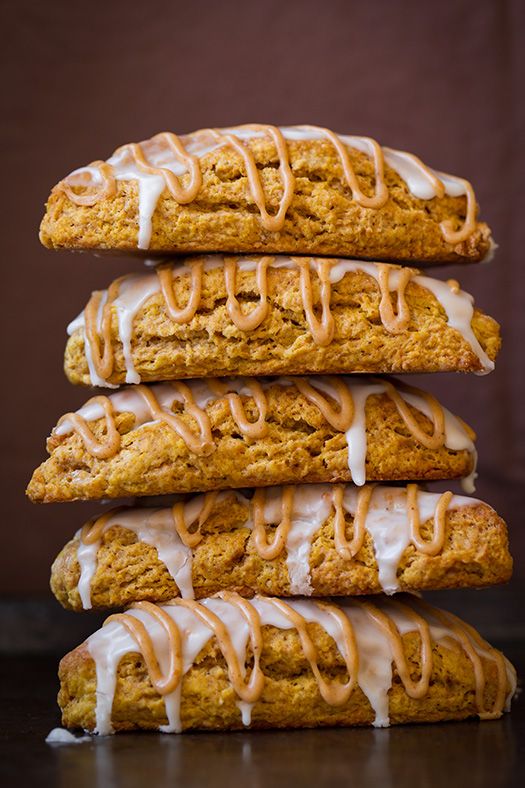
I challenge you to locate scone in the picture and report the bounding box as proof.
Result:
[57,593,516,733]
[65,256,499,387]
[26,376,477,503]
[51,483,512,611]
[40,125,492,263]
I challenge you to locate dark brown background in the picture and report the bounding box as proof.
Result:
[1,0,523,636]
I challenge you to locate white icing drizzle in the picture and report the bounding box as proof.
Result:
[76,536,100,609]
[258,486,332,595]
[88,619,130,734]
[342,602,394,726]
[67,255,493,388]
[84,594,516,734]
[236,701,253,727]
[73,484,478,606]
[53,375,477,492]
[77,507,195,609]
[341,379,381,487]
[412,274,492,375]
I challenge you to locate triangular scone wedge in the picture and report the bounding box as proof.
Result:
[51,483,512,611]
[58,593,516,733]
[40,125,492,263]
[27,376,477,503]
[65,256,500,387]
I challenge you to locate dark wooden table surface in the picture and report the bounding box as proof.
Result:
[1,642,523,788]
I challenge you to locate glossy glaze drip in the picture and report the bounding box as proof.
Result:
[224,255,271,330]
[408,597,512,720]
[52,376,477,491]
[291,257,335,346]
[251,486,295,560]
[83,276,123,382]
[207,378,268,440]
[158,259,203,323]
[133,383,214,455]
[85,593,514,734]
[56,396,120,459]
[332,485,375,560]
[69,255,493,387]
[53,124,478,250]
[76,484,475,606]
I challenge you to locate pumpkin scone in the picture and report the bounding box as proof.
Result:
[26,376,477,503]
[66,256,499,387]
[58,593,516,734]
[40,125,493,264]
[51,484,512,611]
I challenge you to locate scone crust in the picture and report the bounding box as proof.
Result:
[40,138,491,264]
[58,626,509,732]
[27,389,475,503]
[51,502,512,610]
[65,265,500,385]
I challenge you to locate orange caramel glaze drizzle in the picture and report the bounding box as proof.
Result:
[267,597,359,705]
[167,595,265,703]
[305,127,388,209]
[104,601,182,694]
[109,593,359,706]
[56,395,121,459]
[207,125,296,232]
[410,597,509,719]
[332,484,375,560]
[251,486,295,560]
[83,276,127,380]
[207,378,269,440]
[406,484,453,555]
[125,132,203,204]
[157,258,204,323]
[134,383,214,456]
[81,491,221,550]
[58,160,116,205]
[294,376,355,432]
[81,255,462,384]
[379,378,446,450]
[99,593,503,718]
[224,256,271,331]
[377,264,412,334]
[59,376,454,464]
[440,180,478,244]
[291,257,335,346]
[80,506,129,545]
[53,125,478,244]
[171,491,219,549]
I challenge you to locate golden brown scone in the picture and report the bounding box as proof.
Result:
[40,125,492,264]
[65,256,499,387]
[26,377,477,503]
[57,594,516,733]
[50,484,512,611]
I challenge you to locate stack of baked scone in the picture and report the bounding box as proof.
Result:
[29,125,516,734]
